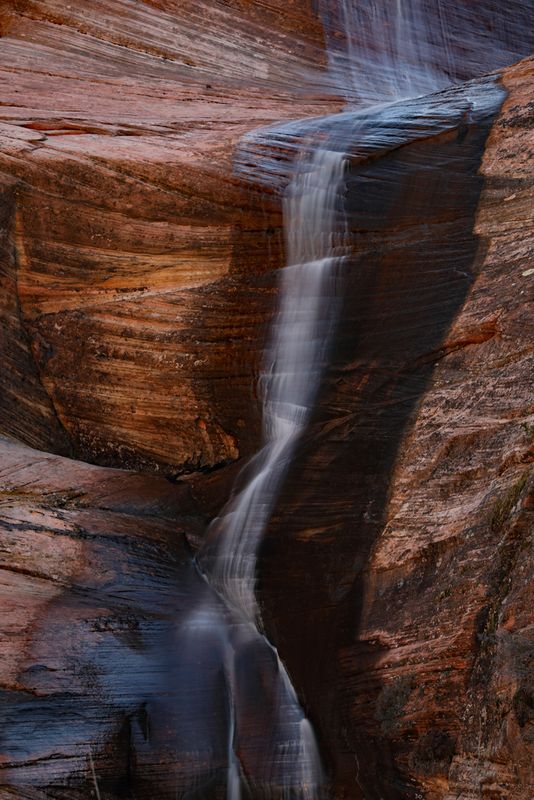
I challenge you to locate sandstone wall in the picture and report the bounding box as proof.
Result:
[0,2,532,798]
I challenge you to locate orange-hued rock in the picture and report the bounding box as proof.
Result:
[0,0,341,475]
[370,61,534,800]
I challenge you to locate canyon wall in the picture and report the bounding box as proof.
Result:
[257,58,534,800]
[0,2,532,798]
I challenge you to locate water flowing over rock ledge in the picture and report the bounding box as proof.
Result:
[0,1,532,798]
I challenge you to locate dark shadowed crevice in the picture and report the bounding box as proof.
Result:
[257,77,506,800]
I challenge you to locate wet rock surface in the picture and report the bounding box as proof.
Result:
[0,435,203,797]
[258,58,534,800]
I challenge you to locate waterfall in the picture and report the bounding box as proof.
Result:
[176,2,532,797]
[325,0,533,104]
[204,148,346,622]
[194,147,347,798]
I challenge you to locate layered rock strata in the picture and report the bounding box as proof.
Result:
[0,1,532,798]
[257,58,533,800]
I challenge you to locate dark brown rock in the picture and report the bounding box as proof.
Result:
[257,57,534,800]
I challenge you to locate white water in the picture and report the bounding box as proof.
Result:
[327,0,533,104]
[338,0,445,101]
[195,2,446,795]
[207,148,346,622]
[197,148,347,798]
[179,2,533,797]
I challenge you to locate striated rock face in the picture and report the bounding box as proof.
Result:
[0,1,532,798]
[257,58,534,800]
[0,0,341,475]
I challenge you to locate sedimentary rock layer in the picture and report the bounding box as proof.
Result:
[0,0,341,474]
[0,1,532,798]
[257,57,534,800]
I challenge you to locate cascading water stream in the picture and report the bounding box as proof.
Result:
[205,148,346,622]
[325,0,532,104]
[194,147,347,799]
[176,2,533,797]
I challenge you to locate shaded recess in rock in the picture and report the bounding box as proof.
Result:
[252,72,530,799]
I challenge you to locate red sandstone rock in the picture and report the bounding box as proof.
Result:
[257,57,534,800]
[0,1,532,798]
[0,0,341,475]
